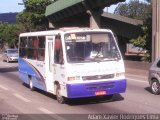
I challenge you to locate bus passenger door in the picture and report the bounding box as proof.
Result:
[53,35,66,96]
[45,36,54,93]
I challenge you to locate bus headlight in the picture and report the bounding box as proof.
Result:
[67,76,80,81]
[116,72,125,77]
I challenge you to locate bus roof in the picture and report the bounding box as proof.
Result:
[19,27,112,37]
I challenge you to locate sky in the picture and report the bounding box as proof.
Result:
[0,0,24,13]
[0,0,146,14]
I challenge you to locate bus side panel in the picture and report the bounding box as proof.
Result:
[18,58,46,91]
[66,79,126,98]
[19,71,29,84]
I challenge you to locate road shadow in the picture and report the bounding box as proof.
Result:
[66,94,124,106]
[22,83,57,100]
[144,87,152,94]
[0,66,18,73]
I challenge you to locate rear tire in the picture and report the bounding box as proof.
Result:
[151,79,160,95]
[29,77,34,91]
[56,85,65,104]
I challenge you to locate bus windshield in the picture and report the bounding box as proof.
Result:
[65,32,121,63]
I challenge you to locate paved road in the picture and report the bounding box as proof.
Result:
[0,61,160,120]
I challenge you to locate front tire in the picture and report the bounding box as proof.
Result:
[151,79,160,95]
[56,85,65,104]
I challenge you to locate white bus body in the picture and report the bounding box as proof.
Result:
[18,28,126,103]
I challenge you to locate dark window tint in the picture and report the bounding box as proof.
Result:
[28,37,36,48]
[39,36,45,48]
[28,48,37,60]
[19,48,27,58]
[33,37,38,48]
[37,36,45,61]
[19,36,45,60]
[37,49,45,61]
[157,60,160,68]
[20,37,27,48]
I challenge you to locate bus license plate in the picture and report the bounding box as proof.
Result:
[95,91,106,96]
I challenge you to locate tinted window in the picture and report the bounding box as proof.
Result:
[28,37,36,48]
[20,37,27,48]
[157,60,160,68]
[54,35,63,64]
[27,48,37,59]
[19,36,45,61]
[37,36,45,61]
[39,36,45,48]
[19,48,27,58]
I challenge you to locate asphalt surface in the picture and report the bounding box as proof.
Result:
[0,61,160,120]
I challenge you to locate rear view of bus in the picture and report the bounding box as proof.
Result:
[63,29,126,102]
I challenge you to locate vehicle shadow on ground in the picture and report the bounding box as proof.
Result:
[144,87,152,94]
[23,83,57,99]
[66,94,124,106]
[0,66,18,73]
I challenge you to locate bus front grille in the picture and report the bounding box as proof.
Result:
[85,82,115,91]
[82,74,114,81]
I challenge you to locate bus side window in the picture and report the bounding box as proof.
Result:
[37,36,45,61]
[54,35,63,64]
[19,37,28,58]
[27,37,37,60]
[19,48,27,58]
[20,37,28,48]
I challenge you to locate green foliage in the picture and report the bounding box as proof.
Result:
[0,24,6,48]
[0,0,53,49]
[17,0,52,31]
[0,24,20,48]
[114,0,150,20]
[114,0,152,62]
[130,26,147,48]
[24,0,52,13]
[16,12,34,32]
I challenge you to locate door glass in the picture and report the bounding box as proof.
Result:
[48,42,53,72]
[54,34,63,64]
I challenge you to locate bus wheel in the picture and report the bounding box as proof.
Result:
[29,77,34,91]
[56,85,65,104]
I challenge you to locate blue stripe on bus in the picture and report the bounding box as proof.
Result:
[18,58,46,91]
[66,79,126,98]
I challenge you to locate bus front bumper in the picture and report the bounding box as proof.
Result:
[66,79,126,98]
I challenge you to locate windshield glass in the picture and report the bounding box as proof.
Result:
[65,32,121,63]
[8,50,18,54]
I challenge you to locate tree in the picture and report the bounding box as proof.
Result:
[114,0,150,20]
[17,0,52,32]
[0,24,7,49]
[114,0,152,61]
[0,24,20,48]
